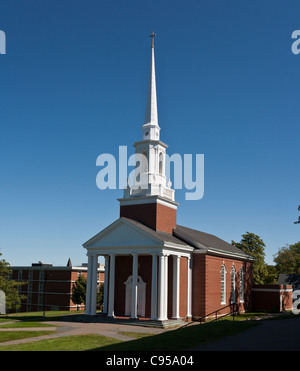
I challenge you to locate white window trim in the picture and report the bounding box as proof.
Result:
[231,266,236,304]
[240,267,244,303]
[220,264,227,305]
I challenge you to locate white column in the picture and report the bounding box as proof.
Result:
[151,253,158,320]
[157,253,165,320]
[172,255,180,319]
[85,254,93,315]
[187,256,192,318]
[131,253,138,319]
[164,254,168,320]
[103,255,109,314]
[90,254,98,315]
[107,254,115,317]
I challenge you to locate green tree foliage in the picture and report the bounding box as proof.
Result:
[232,232,268,284]
[264,265,278,284]
[0,252,26,311]
[273,242,300,274]
[71,274,87,309]
[72,275,105,311]
[98,283,104,308]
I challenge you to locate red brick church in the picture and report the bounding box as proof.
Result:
[83,34,253,324]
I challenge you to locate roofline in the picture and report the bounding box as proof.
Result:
[193,247,254,261]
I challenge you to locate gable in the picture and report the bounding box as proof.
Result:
[83,219,163,249]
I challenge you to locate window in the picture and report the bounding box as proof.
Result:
[39,281,44,292]
[159,152,163,175]
[240,267,244,303]
[231,266,236,303]
[220,264,226,304]
[39,270,44,280]
[38,294,43,305]
[28,281,32,292]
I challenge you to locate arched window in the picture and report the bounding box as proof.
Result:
[220,264,226,304]
[231,266,236,304]
[159,152,163,175]
[142,151,148,173]
[240,267,244,303]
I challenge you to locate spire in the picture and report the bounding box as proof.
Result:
[144,31,159,129]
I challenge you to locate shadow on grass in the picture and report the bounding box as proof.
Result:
[89,319,260,351]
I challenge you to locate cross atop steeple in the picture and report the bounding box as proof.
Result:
[149,31,156,48]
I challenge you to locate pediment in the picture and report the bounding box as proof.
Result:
[83,218,162,249]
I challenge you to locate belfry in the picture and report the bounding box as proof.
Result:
[83,33,253,325]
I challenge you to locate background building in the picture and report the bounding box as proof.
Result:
[10,258,104,312]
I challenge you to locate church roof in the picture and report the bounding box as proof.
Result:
[124,218,252,260]
[173,225,252,260]
[122,218,190,247]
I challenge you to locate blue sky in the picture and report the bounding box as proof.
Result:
[0,0,299,267]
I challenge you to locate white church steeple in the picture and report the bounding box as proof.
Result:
[142,31,160,141]
[119,32,176,206]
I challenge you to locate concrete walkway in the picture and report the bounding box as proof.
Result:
[1,316,299,350]
[189,317,300,351]
[0,320,165,347]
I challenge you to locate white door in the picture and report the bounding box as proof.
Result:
[124,275,146,317]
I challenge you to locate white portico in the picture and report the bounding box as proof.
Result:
[83,217,193,321]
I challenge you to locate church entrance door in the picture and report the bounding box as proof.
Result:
[124,275,146,317]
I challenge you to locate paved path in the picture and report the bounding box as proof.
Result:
[189,317,300,351]
[1,316,299,350]
[0,320,165,347]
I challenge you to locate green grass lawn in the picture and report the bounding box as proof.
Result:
[95,319,260,351]
[0,319,259,351]
[0,331,57,344]
[0,334,122,351]
[1,311,297,351]
[0,321,56,328]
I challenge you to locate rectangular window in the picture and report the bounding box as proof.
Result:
[39,270,44,280]
[39,281,44,292]
[38,294,43,305]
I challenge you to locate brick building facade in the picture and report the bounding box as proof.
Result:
[10,260,104,312]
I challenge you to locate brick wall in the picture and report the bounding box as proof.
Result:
[252,284,293,312]
[120,202,177,233]
[192,253,253,319]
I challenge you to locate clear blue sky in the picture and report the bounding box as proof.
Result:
[0,0,299,267]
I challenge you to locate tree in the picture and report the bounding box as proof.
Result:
[71,274,86,310]
[72,275,105,312]
[232,232,268,284]
[97,284,104,310]
[273,242,300,274]
[0,252,26,311]
[264,265,278,284]
[294,204,300,224]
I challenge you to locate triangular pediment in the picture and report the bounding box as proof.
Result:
[83,218,163,249]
